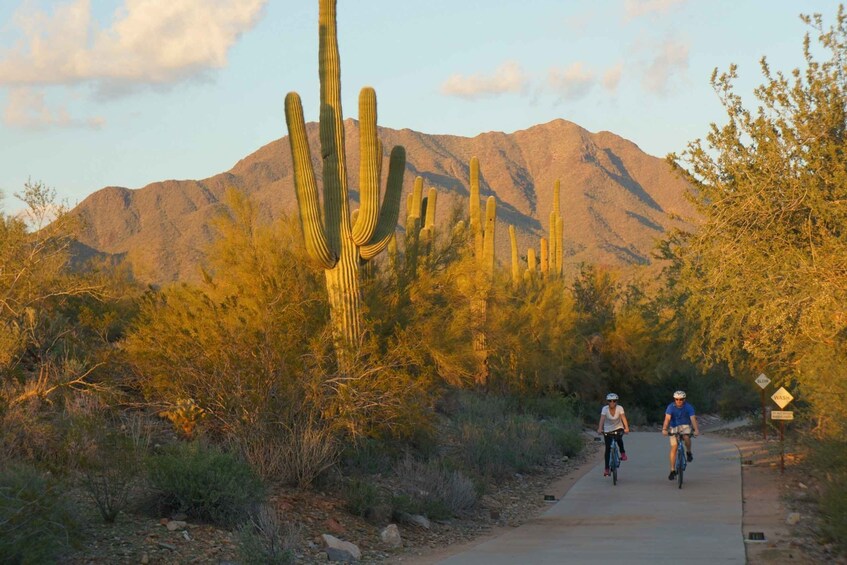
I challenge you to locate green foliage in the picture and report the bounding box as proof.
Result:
[126,192,327,438]
[0,463,81,564]
[343,478,382,518]
[665,5,847,437]
[147,442,264,526]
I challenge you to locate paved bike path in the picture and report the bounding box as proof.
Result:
[440,432,745,564]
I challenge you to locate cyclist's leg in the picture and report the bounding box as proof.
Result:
[616,432,626,459]
[604,434,613,469]
[683,433,693,460]
[668,432,677,475]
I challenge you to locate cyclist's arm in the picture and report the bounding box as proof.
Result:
[662,413,671,435]
[690,414,700,436]
[622,412,630,433]
[597,414,606,434]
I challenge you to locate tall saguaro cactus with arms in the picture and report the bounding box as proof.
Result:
[284,0,406,357]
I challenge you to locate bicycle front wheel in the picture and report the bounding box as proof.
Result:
[677,463,684,488]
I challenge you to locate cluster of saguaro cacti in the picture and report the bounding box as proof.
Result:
[401,176,437,279]
[467,157,496,386]
[509,179,564,285]
[284,0,406,356]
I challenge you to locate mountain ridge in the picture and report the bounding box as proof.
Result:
[71,118,694,283]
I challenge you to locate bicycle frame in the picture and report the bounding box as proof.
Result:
[604,430,623,486]
[669,430,689,489]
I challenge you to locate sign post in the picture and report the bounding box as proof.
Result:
[755,373,771,440]
[770,387,794,473]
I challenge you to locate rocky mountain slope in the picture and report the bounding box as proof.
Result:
[71,119,694,283]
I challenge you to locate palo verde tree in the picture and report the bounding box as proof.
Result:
[665,5,847,436]
[284,0,406,362]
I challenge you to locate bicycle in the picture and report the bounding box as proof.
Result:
[669,430,694,489]
[603,430,624,485]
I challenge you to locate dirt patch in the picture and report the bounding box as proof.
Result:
[712,426,841,564]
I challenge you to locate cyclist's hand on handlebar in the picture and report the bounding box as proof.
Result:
[662,429,668,436]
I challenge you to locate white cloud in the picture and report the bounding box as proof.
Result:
[547,62,596,102]
[441,61,528,100]
[642,38,689,94]
[624,0,686,20]
[602,63,623,92]
[0,0,267,91]
[3,87,104,129]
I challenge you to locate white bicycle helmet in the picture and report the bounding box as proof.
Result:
[606,393,619,401]
[673,390,687,400]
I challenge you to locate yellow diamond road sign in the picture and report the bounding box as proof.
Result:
[771,387,794,409]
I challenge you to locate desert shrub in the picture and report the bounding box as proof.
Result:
[343,478,381,518]
[237,504,299,565]
[392,456,478,519]
[340,438,401,476]
[446,392,582,479]
[230,417,339,487]
[0,463,80,563]
[147,442,264,526]
[807,439,847,555]
[78,411,152,523]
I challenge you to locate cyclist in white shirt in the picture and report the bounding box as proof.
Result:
[597,393,630,476]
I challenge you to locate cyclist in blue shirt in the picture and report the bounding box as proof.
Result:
[661,390,700,480]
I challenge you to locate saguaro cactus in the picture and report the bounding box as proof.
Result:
[509,225,520,285]
[284,0,405,355]
[467,156,496,387]
[551,179,563,276]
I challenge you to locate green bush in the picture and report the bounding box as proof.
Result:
[0,463,80,564]
[147,442,264,526]
[343,478,381,518]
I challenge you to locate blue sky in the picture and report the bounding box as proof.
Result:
[0,0,838,214]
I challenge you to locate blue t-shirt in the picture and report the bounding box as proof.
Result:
[665,402,696,427]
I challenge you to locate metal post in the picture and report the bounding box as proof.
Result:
[762,389,767,440]
[779,421,785,474]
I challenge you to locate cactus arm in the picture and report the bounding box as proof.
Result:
[527,248,537,272]
[284,92,336,268]
[509,225,519,284]
[352,87,379,245]
[553,179,563,276]
[555,214,563,275]
[469,157,484,259]
[360,145,406,260]
[422,187,437,241]
[469,157,481,230]
[553,179,561,215]
[548,210,557,272]
[482,196,496,274]
[411,176,424,219]
[424,187,437,231]
[540,237,549,275]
